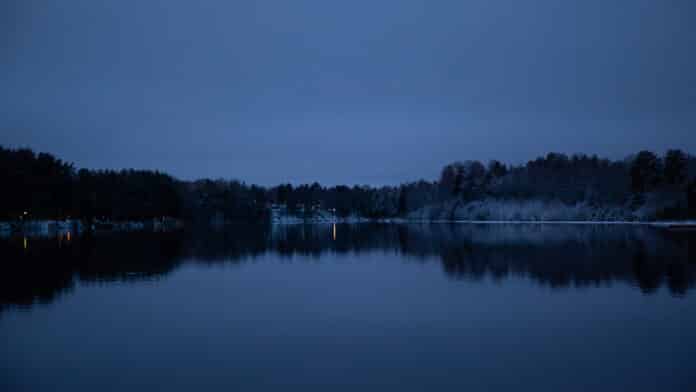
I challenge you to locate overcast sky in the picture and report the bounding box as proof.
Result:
[2,0,695,185]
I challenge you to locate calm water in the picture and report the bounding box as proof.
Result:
[1,224,695,391]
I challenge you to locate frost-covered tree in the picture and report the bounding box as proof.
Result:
[439,162,463,196]
[439,161,487,197]
[487,160,508,179]
[630,151,662,193]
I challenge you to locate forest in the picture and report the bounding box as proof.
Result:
[1,145,695,223]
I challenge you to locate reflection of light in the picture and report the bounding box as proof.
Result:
[332,223,336,241]
[23,237,27,250]
[66,231,71,241]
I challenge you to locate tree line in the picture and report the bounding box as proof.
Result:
[435,150,696,219]
[0,146,181,222]
[1,145,695,222]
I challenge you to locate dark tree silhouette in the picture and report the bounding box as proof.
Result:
[664,149,688,185]
[689,180,696,217]
[487,160,508,179]
[631,150,662,193]
[1,145,694,222]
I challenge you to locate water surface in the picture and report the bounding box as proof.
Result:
[2,224,695,391]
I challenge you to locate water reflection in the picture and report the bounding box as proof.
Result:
[1,224,694,311]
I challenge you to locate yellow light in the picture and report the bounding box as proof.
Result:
[23,237,27,250]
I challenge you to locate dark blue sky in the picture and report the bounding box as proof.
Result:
[2,0,695,185]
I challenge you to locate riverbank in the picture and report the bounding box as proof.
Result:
[4,217,695,238]
[397,219,696,231]
[405,196,696,223]
[0,217,184,238]
[0,220,82,238]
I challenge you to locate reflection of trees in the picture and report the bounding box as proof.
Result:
[0,238,76,311]
[0,232,186,312]
[1,224,695,311]
[271,224,696,295]
[182,225,268,263]
[403,224,696,295]
[75,232,186,282]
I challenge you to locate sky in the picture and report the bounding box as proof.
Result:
[1,0,695,185]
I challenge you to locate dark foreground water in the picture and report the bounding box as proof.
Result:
[1,224,695,391]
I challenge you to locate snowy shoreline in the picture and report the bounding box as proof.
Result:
[0,218,183,238]
[3,218,694,238]
[397,219,696,227]
[270,218,696,228]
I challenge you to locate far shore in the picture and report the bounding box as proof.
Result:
[3,218,696,226]
[396,219,696,227]
[2,218,696,239]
